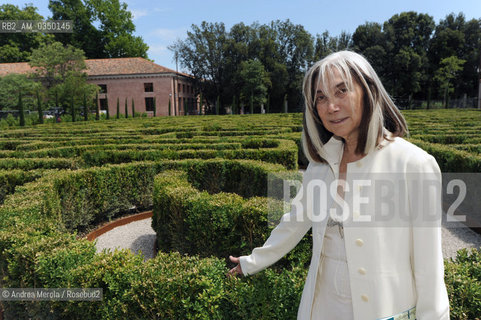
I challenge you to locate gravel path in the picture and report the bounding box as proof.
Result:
[94,217,481,261]
[95,218,156,260]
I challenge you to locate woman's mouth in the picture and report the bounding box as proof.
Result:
[330,117,348,124]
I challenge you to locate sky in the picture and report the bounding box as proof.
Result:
[7,0,481,71]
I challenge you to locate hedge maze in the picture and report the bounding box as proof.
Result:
[0,110,480,319]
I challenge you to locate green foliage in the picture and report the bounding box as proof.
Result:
[131,98,135,117]
[0,73,39,110]
[434,56,466,107]
[444,248,481,320]
[239,59,271,110]
[18,91,25,126]
[0,4,53,63]
[0,111,481,318]
[49,0,148,59]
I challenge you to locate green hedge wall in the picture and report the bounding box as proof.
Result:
[0,159,310,319]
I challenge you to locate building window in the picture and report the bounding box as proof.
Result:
[99,98,108,110]
[144,83,153,92]
[182,84,185,93]
[145,97,154,111]
[178,97,182,112]
[178,83,181,93]
[99,84,107,93]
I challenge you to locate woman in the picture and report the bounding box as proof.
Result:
[228,51,450,320]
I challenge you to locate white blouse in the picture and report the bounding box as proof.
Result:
[311,219,354,320]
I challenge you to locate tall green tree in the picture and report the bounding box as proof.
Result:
[83,92,89,121]
[153,97,157,117]
[0,4,52,63]
[18,91,25,127]
[0,74,38,110]
[29,41,97,116]
[36,90,44,124]
[170,22,228,113]
[382,12,435,103]
[116,97,120,119]
[49,0,148,58]
[272,19,313,111]
[95,92,99,120]
[351,23,386,77]
[434,56,466,107]
[238,59,271,112]
[29,41,86,90]
[49,0,103,58]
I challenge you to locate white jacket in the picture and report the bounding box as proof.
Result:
[239,134,450,320]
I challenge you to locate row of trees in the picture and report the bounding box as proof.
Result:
[172,12,480,112]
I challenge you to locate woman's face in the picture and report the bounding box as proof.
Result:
[315,69,364,144]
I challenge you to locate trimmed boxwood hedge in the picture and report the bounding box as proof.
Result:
[1,111,481,319]
[0,159,310,319]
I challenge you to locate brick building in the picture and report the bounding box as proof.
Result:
[0,57,198,116]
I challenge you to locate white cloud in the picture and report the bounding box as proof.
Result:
[130,9,148,20]
[150,27,188,41]
[148,44,168,55]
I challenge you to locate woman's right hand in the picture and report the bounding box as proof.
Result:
[227,255,244,277]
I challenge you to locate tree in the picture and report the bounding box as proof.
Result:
[272,19,313,111]
[37,90,44,124]
[29,41,97,117]
[29,41,86,90]
[105,96,110,119]
[70,94,75,122]
[383,12,435,102]
[84,93,89,121]
[131,98,135,117]
[238,59,271,112]
[0,74,38,110]
[170,22,228,112]
[153,97,157,117]
[95,92,99,120]
[124,97,128,118]
[434,56,466,108]
[0,4,52,63]
[49,0,103,58]
[430,13,481,99]
[116,97,120,119]
[351,23,386,77]
[18,91,25,126]
[86,0,148,58]
[49,0,148,58]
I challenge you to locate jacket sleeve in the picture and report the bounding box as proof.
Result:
[407,154,450,320]
[239,165,313,276]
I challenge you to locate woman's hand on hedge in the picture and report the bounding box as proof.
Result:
[228,255,244,277]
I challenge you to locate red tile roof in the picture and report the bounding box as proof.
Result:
[0,57,189,77]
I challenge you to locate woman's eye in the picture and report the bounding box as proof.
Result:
[316,95,325,102]
[336,87,347,96]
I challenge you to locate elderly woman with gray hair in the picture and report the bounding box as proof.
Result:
[228,51,449,320]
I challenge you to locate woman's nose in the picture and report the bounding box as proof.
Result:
[327,100,339,112]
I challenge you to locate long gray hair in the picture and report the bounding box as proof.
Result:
[301,50,408,163]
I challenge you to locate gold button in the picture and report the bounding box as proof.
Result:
[358,268,367,275]
[356,161,362,168]
[361,294,369,302]
[356,239,364,246]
